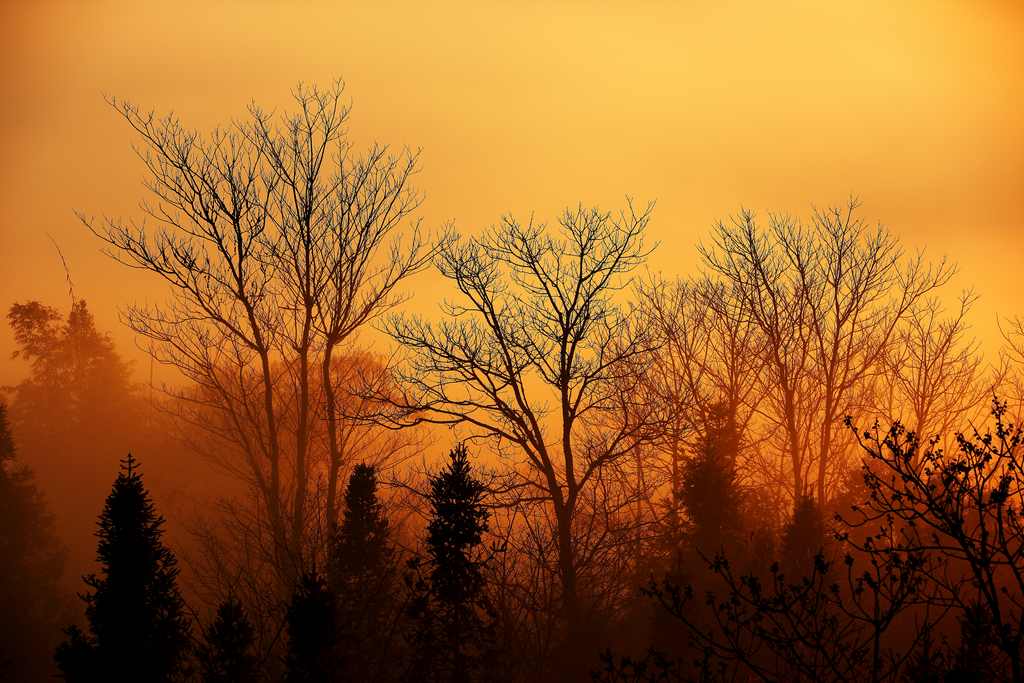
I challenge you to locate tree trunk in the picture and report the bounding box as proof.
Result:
[322,340,341,527]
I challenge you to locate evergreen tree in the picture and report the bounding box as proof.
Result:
[284,571,339,683]
[55,454,190,682]
[0,402,66,681]
[197,596,258,683]
[7,300,149,598]
[781,495,828,577]
[679,403,744,557]
[408,443,494,683]
[328,463,398,681]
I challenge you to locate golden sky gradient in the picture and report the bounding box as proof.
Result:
[1,0,1021,383]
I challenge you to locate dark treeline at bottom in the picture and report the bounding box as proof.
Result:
[3,398,1024,682]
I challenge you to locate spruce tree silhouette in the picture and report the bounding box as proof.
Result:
[55,453,190,682]
[407,443,495,683]
[328,463,397,681]
[679,403,744,558]
[781,495,828,577]
[198,596,258,683]
[285,571,339,683]
[0,402,66,681]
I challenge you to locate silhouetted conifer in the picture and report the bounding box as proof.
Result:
[55,453,190,682]
[679,403,744,557]
[0,402,66,681]
[407,443,495,683]
[284,571,339,683]
[781,495,827,577]
[328,463,397,681]
[198,596,257,683]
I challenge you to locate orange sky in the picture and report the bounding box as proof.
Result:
[1,0,1022,384]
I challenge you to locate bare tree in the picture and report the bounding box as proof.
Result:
[247,82,436,544]
[847,399,1024,683]
[373,201,660,638]
[870,291,989,446]
[700,200,953,506]
[83,82,434,587]
[636,275,764,548]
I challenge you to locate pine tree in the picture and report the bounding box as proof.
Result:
[781,495,827,577]
[284,571,339,683]
[408,443,494,683]
[0,402,66,681]
[197,596,258,683]
[679,403,744,557]
[54,454,190,682]
[328,463,397,681]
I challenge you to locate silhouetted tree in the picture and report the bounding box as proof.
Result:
[408,443,495,683]
[284,571,339,683]
[847,398,1024,683]
[701,201,952,504]
[0,402,66,681]
[85,84,440,583]
[380,201,660,642]
[679,403,744,558]
[328,463,399,680]
[197,596,258,683]
[6,300,144,589]
[55,454,190,682]
[781,495,828,577]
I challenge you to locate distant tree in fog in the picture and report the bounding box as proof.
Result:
[700,200,953,506]
[55,454,189,682]
[83,82,441,584]
[5,300,145,594]
[679,402,745,559]
[0,402,66,681]
[197,596,258,683]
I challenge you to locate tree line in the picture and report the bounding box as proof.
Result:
[3,81,1024,680]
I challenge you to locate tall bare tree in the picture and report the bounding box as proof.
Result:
[635,276,764,546]
[701,201,953,505]
[375,202,659,638]
[83,82,435,586]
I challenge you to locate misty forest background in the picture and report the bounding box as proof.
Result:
[3,83,1024,682]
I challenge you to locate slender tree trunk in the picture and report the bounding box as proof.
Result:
[817,394,835,505]
[292,342,310,557]
[258,349,286,568]
[322,340,341,527]
[783,385,804,502]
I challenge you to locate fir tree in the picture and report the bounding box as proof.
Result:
[679,403,744,557]
[781,495,827,577]
[408,443,494,683]
[55,454,190,682]
[197,596,258,683]
[328,463,397,681]
[284,571,339,683]
[0,402,66,681]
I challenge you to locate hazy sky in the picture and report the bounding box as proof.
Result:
[1,0,1021,383]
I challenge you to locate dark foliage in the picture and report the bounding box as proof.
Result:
[328,463,401,681]
[0,402,66,681]
[55,454,190,681]
[781,495,828,577]
[679,403,744,558]
[407,443,496,683]
[284,571,339,683]
[843,397,1024,682]
[198,596,258,683]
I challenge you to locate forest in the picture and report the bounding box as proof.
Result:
[2,83,1024,682]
